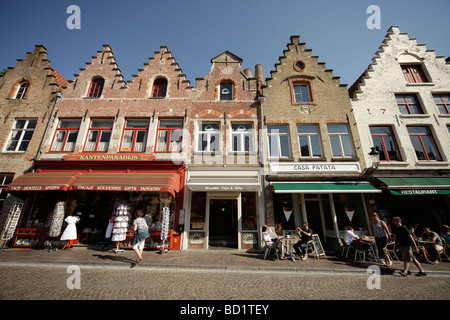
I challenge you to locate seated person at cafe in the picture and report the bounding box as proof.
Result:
[343,226,371,250]
[262,225,285,260]
[293,222,313,260]
[409,226,434,264]
[421,226,443,262]
[440,225,450,246]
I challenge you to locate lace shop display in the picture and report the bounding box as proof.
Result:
[49,202,66,237]
[111,201,130,242]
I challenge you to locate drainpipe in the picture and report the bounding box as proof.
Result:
[35,91,61,162]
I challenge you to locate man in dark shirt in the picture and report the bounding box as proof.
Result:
[293,222,313,260]
[391,217,426,277]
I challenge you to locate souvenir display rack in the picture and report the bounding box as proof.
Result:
[112,201,130,253]
[1,201,23,250]
[48,202,66,237]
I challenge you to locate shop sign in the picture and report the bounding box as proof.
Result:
[189,232,204,244]
[243,233,257,245]
[62,154,156,161]
[8,185,64,191]
[391,189,450,195]
[72,185,163,192]
[187,185,260,192]
[269,162,361,174]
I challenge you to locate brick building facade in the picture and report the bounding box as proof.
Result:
[0,46,67,246]
[183,51,263,250]
[6,45,191,250]
[260,36,379,251]
[349,26,450,231]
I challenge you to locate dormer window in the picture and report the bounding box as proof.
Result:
[152,78,167,98]
[219,81,234,100]
[87,77,104,98]
[15,81,30,99]
[401,64,429,83]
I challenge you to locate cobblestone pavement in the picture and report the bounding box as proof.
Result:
[1,262,449,301]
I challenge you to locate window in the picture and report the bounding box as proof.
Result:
[120,119,149,152]
[83,119,114,152]
[288,78,315,104]
[434,94,450,114]
[267,125,291,158]
[87,78,104,98]
[328,124,355,158]
[395,94,424,114]
[197,123,220,152]
[4,119,37,152]
[370,126,402,161]
[297,124,322,158]
[293,84,312,103]
[407,126,441,161]
[15,81,30,99]
[219,81,233,100]
[151,78,167,98]
[0,174,14,212]
[155,119,183,152]
[231,123,254,153]
[50,119,81,152]
[401,64,428,83]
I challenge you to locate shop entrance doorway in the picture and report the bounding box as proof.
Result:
[208,199,238,248]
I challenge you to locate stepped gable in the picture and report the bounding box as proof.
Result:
[348,26,450,99]
[126,46,193,99]
[63,44,126,98]
[265,35,348,90]
[194,51,258,101]
[0,45,68,96]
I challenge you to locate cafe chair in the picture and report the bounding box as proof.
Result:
[439,237,450,262]
[339,237,355,258]
[386,241,399,261]
[352,240,374,262]
[263,242,280,261]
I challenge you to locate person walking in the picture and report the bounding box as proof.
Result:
[369,212,392,266]
[132,210,149,264]
[391,217,426,277]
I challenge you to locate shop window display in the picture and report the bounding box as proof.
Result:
[334,193,368,234]
[190,192,206,230]
[273,193,295,234]
[15,190,178,250]
[241,192,257,230]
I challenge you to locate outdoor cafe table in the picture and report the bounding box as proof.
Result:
[360,236,380,262]
[281,237,298,261]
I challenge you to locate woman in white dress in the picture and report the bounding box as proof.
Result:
[60,214,80,251]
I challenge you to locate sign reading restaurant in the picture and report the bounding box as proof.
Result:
[62,154,156,161]
[269,162,361,174]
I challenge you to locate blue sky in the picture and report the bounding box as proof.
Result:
[1,0,449,87]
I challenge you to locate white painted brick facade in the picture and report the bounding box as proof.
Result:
[350,26,450,172]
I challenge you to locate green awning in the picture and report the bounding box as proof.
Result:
[378,177,450,196]
[272,182,381,194]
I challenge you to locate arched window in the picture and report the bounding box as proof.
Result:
[219,80,234,100]
[87,77,104,98]
[152,78,167,98]
[15,81,30,99]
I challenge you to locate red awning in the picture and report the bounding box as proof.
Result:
[6,172,82,192]
[70,172,180,197]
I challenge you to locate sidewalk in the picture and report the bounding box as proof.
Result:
[1,246,449,275]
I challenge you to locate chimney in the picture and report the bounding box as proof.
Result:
[255,64,264,92]
[243,68,253,78]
